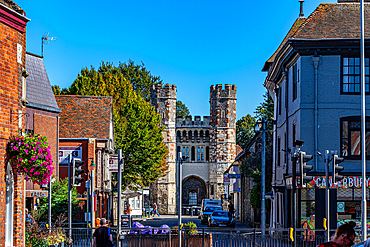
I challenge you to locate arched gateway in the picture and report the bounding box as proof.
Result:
[182,176,207,206]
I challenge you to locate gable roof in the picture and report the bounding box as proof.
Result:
[263,3,370,72]
[26,52,60,113]
[55,95,113,139]
[0,0,24,14]
[262,17,306,71]
[292,3,370,40]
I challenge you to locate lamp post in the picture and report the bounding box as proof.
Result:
[177,152,183,247]
[360,0,367,241]
[255,117,267,233]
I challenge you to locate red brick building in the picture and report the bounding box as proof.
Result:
[56,95,115,226]
[25,52,61,213]
[0,0,29,246]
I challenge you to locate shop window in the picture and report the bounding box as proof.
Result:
[340,117,370,158]
[300,189,315,229]
[342,57,370,94]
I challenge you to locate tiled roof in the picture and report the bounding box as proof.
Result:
[264,3,370,71]
[55,95,113,139]
[0,0,24,14]
[26,52,60,112]
[266,17,306,64]
[292,4,370,39]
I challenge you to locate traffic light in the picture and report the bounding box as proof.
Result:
[72,158,85,186]
[332,154,344,184]
[300,151,313,185]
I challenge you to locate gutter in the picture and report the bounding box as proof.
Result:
[27,102,61,113]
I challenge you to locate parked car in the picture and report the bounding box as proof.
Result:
[199,199,222,219]
[208,210,235,227]
[200,206,222,225]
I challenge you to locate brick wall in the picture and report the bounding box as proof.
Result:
[0,2,28,246]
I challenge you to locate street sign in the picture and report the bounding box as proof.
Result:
[227,174,241,179]
[223,174,230,185]
[109,157,124,172]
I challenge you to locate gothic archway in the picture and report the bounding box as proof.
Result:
[182,176,207,205]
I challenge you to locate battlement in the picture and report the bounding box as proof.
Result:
[210,84,237,99]
[150,83,177,100]
[176,116,211,127]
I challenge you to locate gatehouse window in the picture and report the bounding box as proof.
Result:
[206,147,209,161]
[194,130,198,137]
[191,146,195,161]
[189,191,197,205]
[182,130,187,137]
[205,131,209,137]
[177,131,181,137]
[200,130,204,137]
[188,131,192,138]
[197,147,204,161]
[182,146,190,161]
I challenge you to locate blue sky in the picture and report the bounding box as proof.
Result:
[17,0,336,120]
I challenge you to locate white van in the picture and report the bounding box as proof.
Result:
[200,199,222,217]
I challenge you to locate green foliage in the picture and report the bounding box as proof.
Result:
[52,85,69,96]
[184,221,198,235]
[239,90,274,210]
[236,114,256,149]
[176,100,190,120]
[65,62,168,187]
[117,60,163,102]
[36,178,79,222]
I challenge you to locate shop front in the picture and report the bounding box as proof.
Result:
[300,176,370,230]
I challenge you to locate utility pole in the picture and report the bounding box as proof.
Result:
[48,179,52,232]
[261,117,266,233]
[292,148,298,247]
[325,150,330,242]
[68,154,72,239]
[117,150,123,247]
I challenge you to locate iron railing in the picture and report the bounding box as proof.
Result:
[55,227,362,247]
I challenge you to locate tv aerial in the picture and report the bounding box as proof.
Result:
[41,32,57,57]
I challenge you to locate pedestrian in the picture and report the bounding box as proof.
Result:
[93,218,113,247]
[228,202,235,216]
[25,208,34,225]
[125,203,132,215]
[316,222,355,247]
[153,203,160,217]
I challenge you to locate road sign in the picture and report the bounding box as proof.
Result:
[228,174,241,179]
[223,174,230,185]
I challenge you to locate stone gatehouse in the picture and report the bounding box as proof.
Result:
[150,84,237,214]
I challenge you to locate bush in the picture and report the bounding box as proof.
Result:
[184,221,198,235]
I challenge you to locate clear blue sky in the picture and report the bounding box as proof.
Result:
[17,0,336,120]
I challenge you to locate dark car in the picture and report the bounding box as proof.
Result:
[208,210,235,227]
[200,206,222,224]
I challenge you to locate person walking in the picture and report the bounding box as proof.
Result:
[93,218,113,247]
[125,203,132,215]
[316,222,355,247]
[153,203,160,217]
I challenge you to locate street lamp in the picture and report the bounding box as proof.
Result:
[255,117,267,232]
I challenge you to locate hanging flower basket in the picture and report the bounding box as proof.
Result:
[8,133,53,185]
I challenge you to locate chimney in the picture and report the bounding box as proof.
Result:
[299,0,305,18]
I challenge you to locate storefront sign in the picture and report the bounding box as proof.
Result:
[109,157,124,172]
[305,176,370,189]
[26,190,48,197]
[228,174,241,179]
[59,146,82,165]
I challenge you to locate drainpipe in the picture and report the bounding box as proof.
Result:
[282,70,289,228]
[312,56,320,170]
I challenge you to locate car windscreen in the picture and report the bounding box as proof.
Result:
[205,206,222,212]
[212,211,229,217]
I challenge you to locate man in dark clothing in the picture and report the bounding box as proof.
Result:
[93,218,113,247]
[316,222,355,247]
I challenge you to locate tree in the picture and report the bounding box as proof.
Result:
[118,60,163,102]
[36,178,79,222]
[236,114,256,149]
[176,100,190,120]
[52,85,69,96]
[67,62,168,188]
